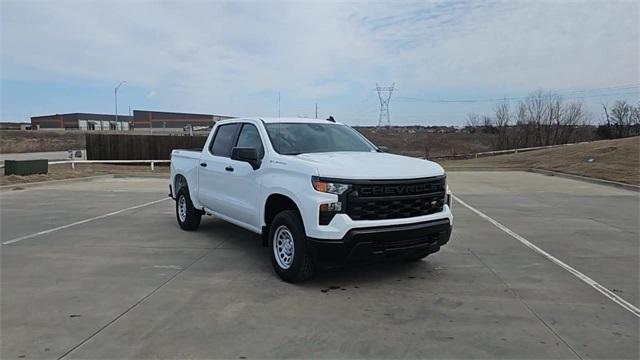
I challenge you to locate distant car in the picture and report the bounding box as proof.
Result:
[170,117,453,282]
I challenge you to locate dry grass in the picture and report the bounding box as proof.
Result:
[356,127,495,157]
[441,136,640,185]
[1,163,169,186]
[3,137,637,187]
[0,130,85,153]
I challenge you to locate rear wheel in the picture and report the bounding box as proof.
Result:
[176,188,201,231]
[269,210,314,282]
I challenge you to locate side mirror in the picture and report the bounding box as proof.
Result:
[231,147,261,170]
[377,145,389,152]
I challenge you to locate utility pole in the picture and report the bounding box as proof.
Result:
[278,92,281,118]
[315,103,318,118]
[115,81,126,131]
[375,82,395,127]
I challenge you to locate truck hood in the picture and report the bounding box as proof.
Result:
[295,152,444,180]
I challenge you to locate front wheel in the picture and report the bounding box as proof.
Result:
[269,210,314,282]
[176,189,201,231]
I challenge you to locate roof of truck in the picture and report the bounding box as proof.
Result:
[219,117,343,125]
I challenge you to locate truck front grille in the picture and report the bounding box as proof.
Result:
[345,176,446,221]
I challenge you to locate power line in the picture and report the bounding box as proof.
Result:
[395,84,640,104]
[556,83,640,94]
[347,91,638,124]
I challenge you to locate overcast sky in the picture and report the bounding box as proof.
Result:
[1,0,638,126]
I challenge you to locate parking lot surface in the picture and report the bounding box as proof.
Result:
[1,172,638,359]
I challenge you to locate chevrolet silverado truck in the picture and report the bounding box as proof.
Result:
[170,117,453,282]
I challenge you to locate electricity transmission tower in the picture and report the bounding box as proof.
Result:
[376,83,395,127]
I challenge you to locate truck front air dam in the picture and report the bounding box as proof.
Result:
[307,218,451,264]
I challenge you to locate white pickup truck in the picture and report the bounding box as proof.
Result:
[170,117,453,282]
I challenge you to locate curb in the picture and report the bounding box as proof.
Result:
[113,173,168,179]
[527,169,639,192]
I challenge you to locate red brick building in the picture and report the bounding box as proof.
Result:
[131,110,233,130]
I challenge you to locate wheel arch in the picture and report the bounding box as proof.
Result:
[173,173,189,195]
[262,193,303,246]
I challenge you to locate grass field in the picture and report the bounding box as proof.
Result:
[441,136,640,185]
[0,130,85,153]
[3,128,496,158]
[356,127,495,157]
[2,137,637,187]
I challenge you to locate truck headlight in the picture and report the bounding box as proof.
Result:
[312,177,350,225]
[311,177,351,195]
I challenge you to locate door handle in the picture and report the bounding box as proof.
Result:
[200,162,207,167]
[225,166,234,172]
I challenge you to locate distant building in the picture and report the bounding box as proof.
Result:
[30,110,234,132]
[130,110,233,132]
[30,113,133,131]
[0,122,33,130]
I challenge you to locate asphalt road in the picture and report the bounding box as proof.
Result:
[1,172,638,359]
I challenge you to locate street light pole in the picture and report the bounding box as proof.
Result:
[115,81,126,131]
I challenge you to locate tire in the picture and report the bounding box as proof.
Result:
[176,188,201,231]
[269,210,314,282]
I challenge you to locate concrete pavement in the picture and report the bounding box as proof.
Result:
[1,172,638,359]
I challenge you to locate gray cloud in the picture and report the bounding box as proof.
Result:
[2,0,638,123]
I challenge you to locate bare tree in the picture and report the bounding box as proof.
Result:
[493,101,511,149]
[599,100,640,138]
[514,102,531,148]
[465,113,481,133]
[558,101,586,143]
[481,115,495,134]
[601,103,611,127]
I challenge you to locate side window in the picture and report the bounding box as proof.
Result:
[209,124,240,157]
[236,124,265,159]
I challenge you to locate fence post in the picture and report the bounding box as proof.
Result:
[71,161,75,169]
[150,161,154,171]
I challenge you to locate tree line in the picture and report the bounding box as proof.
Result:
[598,100,640,139]
[465,90,639,150]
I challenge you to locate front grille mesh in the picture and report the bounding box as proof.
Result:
[346,177,445,221]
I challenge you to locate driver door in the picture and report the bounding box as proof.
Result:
[225,123,265,228]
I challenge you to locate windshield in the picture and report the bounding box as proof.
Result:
[265,123,376,155]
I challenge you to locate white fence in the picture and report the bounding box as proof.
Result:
[49,160,171,171]
[0,159,170,171]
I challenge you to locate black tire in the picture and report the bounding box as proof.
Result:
[268,210,314,282]
[176,188,201,231]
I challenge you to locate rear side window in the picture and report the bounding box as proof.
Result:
[236,124,264,159]
[209,123,240,157]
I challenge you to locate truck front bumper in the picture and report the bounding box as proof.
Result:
[307,218,451,264]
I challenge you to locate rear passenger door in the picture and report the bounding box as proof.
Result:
[197,123,241,215]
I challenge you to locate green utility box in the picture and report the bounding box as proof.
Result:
[4,159,48,176]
